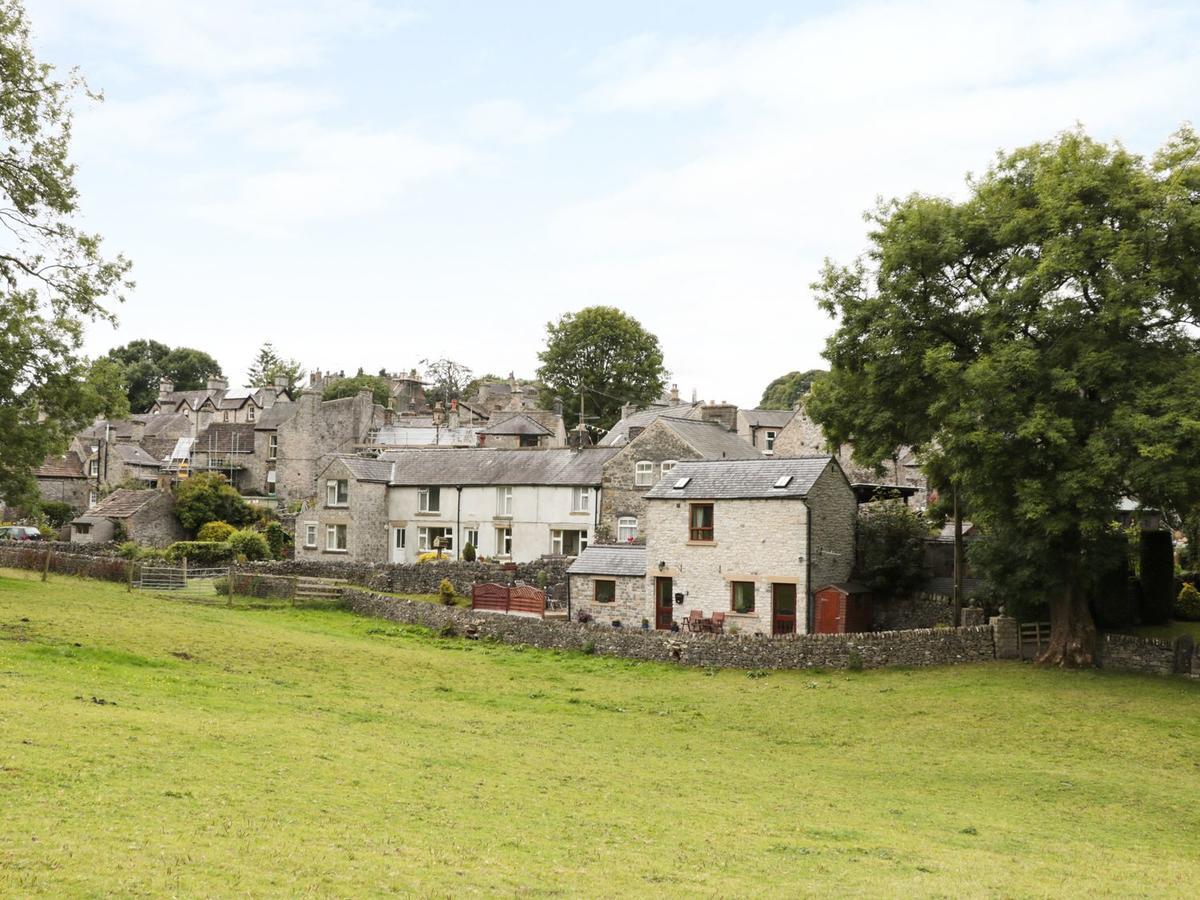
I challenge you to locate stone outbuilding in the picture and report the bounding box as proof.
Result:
[642,456,856,635]
[70,488,185,547]
[567,544,647,626]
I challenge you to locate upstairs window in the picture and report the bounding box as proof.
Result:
[634,460,654,486]
[572,487,591,513]
[418,486,441,513]
[617,517,638,542]
[268,434,278,460]
[247,408,255,422]
[326,479,349,506]
[660,460,677,477]
[689,503,714,542]
[765,430,777,451]
[496,486,513,516]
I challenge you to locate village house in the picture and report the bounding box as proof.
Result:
[69,488,185,547]
[598,415,760,544]
[295,446,620,564]
[569,457,857,635]
[148,375,292,429]
[736,408,795,454]
[34,451,90,511]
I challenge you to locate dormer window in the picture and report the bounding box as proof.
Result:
[635,460,654,486]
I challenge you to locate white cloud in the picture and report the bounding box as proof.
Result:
[462,99,569,145]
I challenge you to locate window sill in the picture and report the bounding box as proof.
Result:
[569,511,590,516]
[687,540,717,547]
[303,544,317,550]
[414,511,442,517]
[326,503,349,509]
[323,549,348,555]
[493,514,513,520]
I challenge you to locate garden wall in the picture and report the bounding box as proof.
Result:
[1098,633,1193,677]
[237,557,572,595]
[344,590,999,670]
[0,545,130,582]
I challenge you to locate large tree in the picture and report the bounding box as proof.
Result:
[537,306,668,432]
[807,127,1200,667]
[420,357,472,407]
[0,1,132,504]
[321,373,391,407]
[246,342,305,393]
[758,369,827,409]
[105,340,223,411]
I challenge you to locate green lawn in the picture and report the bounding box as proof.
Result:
[2,570,1199,897]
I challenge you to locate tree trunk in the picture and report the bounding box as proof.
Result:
[1038,564,1098,667]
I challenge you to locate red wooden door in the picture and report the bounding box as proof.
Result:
[655,577,674,630]
[772,583,797,635]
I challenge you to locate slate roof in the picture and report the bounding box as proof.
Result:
[336,456,396,483]
[643,457,834,500]
[254,401,298,431]
[479,413,552,436]
[740,408,795,429]
[567,545,646,578]
[79,488,162,519]
[37,451,85,479]
[659,419,761,460]
[379,447,620,486]
[195,423,256,454]
[110,443,162,468]
[599,404,703,446]
[156,390,220,410]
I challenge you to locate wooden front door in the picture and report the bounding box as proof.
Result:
[655,577,674,630]
[772,583,797,635]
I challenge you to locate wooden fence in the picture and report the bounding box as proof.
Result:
[471,582,546,617]
[1019,621,1051,660]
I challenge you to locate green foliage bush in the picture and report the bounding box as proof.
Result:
[197,521,235,543]
[263,521,288,559]
[1175,582,1200,621]
[1139,530,1175,625]
[438,577,457,606]
[165,541,234,565]
[39,500,74,529]
[853,501,929,598]
[461,542,476,562]
[174,473,254,534]
[118,541,141,560]
[1085,527,1135,628]
[228,529,270,561]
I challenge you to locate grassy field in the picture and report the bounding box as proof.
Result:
[2,570,1199,897]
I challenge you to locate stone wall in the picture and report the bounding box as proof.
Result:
[1098,633,1181,676]
[805,461,858,595]
[0,545,131,583]
[239,557,572,596]
[874,593,958,630]
[599,420,699,541]
[345,589,998,670]
[569,573,646,626]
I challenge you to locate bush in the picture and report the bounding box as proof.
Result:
[1086,527,1135,628]
[854,501,929,598]
[174,473,255,533]
[228,529,270,561]
[117,541,142,560]
[1139,530,1175,625]
[438,577,457,605]
[197,521,236,543]
[165,541,234,565]
[39,501,74,529]
[438,621,459,638]
[461,542,476,562]
[416,551,445,564]
[263,521,288,559]
[1176,582,1200,621]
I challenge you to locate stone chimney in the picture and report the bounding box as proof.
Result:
[448,399,460,430]
[206,375,229,391]
[125,419,146,443]
[620,402,636,421]
[432,401,444,427]
[700,401,738,432]
[158,377,174,400]
[553,397,563,417]
[669,383,680,404]
[273,375,289,393]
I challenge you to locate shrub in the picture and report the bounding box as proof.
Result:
[117,541,142,560]
[263,521,288,559]
[461,542,476,562]
[438,578,456,605]
[197,521,236,543]
[174,473,255,533]
[1176,582,1200,621]
[1139,530,1175,625]
[847,650,864,672]
[39,500,74,529]
[853,501,929,598]
[416,551,445,564]
[228,529,270,561]
[581,640,596,655]
[165,541,234,565]
[438,621,459,638]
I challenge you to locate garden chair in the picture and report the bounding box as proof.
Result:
[687,609,704,632]
[710,612,726,634]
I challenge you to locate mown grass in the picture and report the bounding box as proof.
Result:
[1,568,1198,897]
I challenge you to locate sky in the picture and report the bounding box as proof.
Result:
[22,0,1200,406]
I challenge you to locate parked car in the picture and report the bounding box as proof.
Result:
[0,525,43,541]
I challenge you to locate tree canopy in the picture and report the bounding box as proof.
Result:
[421,357,472,407]
[173,473,255,534]
[536,306,668,432]
[321,374,391,407]
[105,340,223,412]
[758,369,827,409]
[0,1,132,505]
[246,342,305,393]
[807,127,1200,666]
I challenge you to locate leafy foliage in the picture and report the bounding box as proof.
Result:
[196,521,235,543]
[807,127,1200,664]
[421,357,472,407]
[0,3,133,505]
[228,529,270,561]
[438,578,456,605]
[246,342,305,393]
[263,521,288,559]
[536,306,668,432]
[321,374,391,407]
[461,541,476,562]
[1175,582,1200,621]
[37,500,74,529]
[165,541,235,565]
[758,369,827,410]
[853,501,929,598]
[173,473,254,534]
[104,340,223,412]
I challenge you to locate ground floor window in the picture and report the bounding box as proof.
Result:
[617,516,638,542]
[551,528,588,556]
[594,579,616,603]
[394,527,406,550]
[304,523,317,548]
[325,523,347,552]
[418,526,454,553]
[465,528,479,551]
[266,469,276,496]
[731,581,756,613]
[495,526,512,556]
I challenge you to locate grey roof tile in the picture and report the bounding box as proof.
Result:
[740,408,796,428]
[567,545,646,577]
[644,457,833,500]
[379,447,619,486]
[660,419,761,459]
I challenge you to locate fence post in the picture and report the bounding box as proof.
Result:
[181,555,188,590]
[228,564,235,607]
[41,547,52,582]
[990,615,1019,660]
[127,559,134,592]
[291,576,298,608]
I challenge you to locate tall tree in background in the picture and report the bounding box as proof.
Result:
[105,340,222,411]
[537,306,667,432]
[421,357,472,407]
[321,374,391,407]
[808,127,1200,667]
[246,342,305,393]
[758,369,827,409]
[0,0,132,503]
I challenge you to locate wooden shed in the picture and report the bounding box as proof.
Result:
[813,583,873,634]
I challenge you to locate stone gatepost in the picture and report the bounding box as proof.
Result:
[961,607,984,627]
[1173,634,1195,676]
[989,615,1019,659]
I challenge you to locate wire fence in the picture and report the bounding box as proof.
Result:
[135,564,231,601]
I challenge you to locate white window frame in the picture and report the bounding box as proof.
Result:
[325,523,347,552]
[465,528,479,550]
[326,479,348,507]
[304,523,317,548]
[617,516,638,542]
[268,434,278,460]
[394,527,406,550]
[266,469,277,496]
[89,458,99,477]
[495,526,512,557]
[496,486,513,516]
[88,491,98,508]
[634,460,654,486]
[247,408,255,422]
[572,486,591,513]
[418,526,453,553]
[660,460,677,477]
[552,529,589,556]
[418,486,440,513]
[765,430,777,452]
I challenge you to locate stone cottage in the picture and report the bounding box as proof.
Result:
[70,488,185,547]
[567,544,647,626]
[641,456,857,635]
